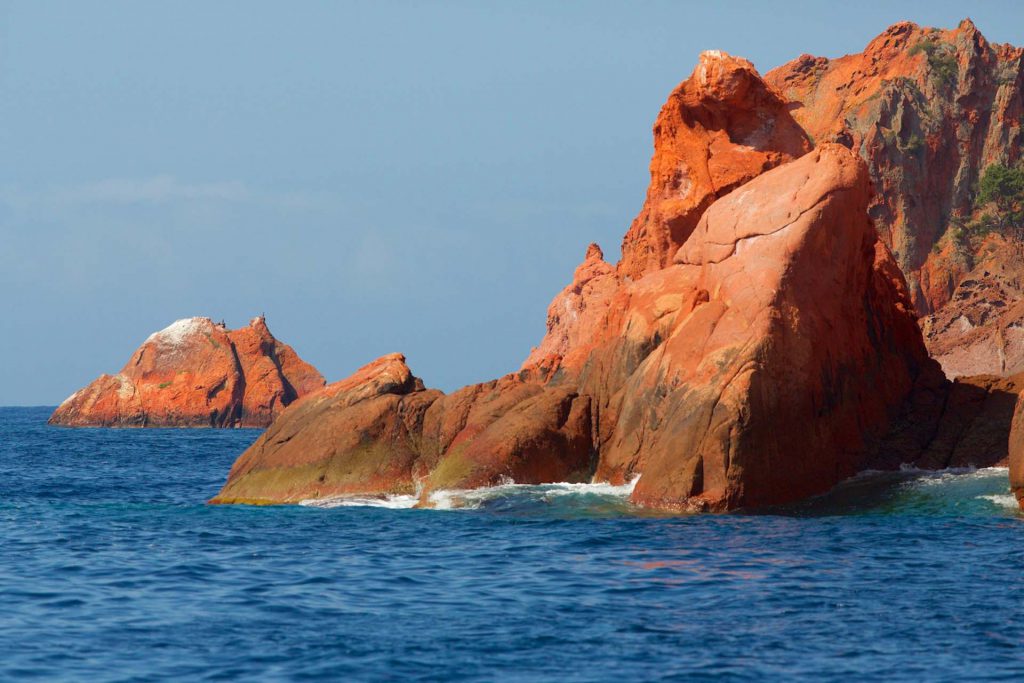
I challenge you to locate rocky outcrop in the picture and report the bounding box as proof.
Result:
[214,146,943,510]
[591,145,936,510]
[617,50,810,280]
[871,370,1023,472]
[214,25,1024,512]
[226,317,326,426]
[50,316,324,428]
[210,354,594,504]
[766,19,1024,377]
[211,354,440,502]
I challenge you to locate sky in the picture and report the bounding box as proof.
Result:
[2,1,1024,405]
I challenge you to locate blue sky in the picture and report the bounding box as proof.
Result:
[2,1,1023,405]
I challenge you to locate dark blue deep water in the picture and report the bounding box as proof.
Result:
[2,406,1024,681]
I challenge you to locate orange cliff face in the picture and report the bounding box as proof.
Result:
[213,25,1024,512]
[617,50,810,281]
[49,317,325,428]
[766,20,1024,377]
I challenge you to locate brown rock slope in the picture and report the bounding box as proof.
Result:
[50,316,324,428]
[766,19,1024,376]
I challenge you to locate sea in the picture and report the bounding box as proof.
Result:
[1,406,1023,681]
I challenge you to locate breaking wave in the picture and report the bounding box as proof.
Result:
[299,477,640,514]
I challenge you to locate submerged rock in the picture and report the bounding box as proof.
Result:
[50,316,324,428]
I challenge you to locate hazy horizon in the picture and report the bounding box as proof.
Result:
[3,1,1024,406]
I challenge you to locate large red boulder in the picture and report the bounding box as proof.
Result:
[49,316,324,428]
[211,354,440,503]
[591,145,936,509]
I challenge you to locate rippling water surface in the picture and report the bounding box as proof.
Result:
[2,406,1023,681]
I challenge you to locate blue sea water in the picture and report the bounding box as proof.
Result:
[1,406,1023,682]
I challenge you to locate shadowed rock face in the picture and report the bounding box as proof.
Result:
[766,19,1024,376]
[49,317,324,428]
[1009,390,1024,507]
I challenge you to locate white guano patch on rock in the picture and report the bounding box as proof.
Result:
[146,317,211,348]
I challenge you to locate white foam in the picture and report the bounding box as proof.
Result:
[428,476,640,510]
[978,493,1019,509]
[299,494,418,509]
[298,476,641,512]
[901,465,1009,486]
[145,317,209,347]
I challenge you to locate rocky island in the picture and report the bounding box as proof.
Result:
[212,20,1024,512]
[50,316,324,428]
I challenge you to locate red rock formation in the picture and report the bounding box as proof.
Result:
[49,317,324,428]
[617,50,810,280]
[210,354,594,504]
[593,145,935,510]
[227,317,326,425]
[767,19,1024,376]
[214,26,1024,512]
[912,373,1023,469]
[213,146,942,510]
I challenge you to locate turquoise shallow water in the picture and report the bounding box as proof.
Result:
[1,406,1023,681]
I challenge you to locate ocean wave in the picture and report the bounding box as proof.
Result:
[299,494,419,510]
[899,464,1008,478]
[977,493,1019,509]
[850,465,1009,480]
[299,477,641,511]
